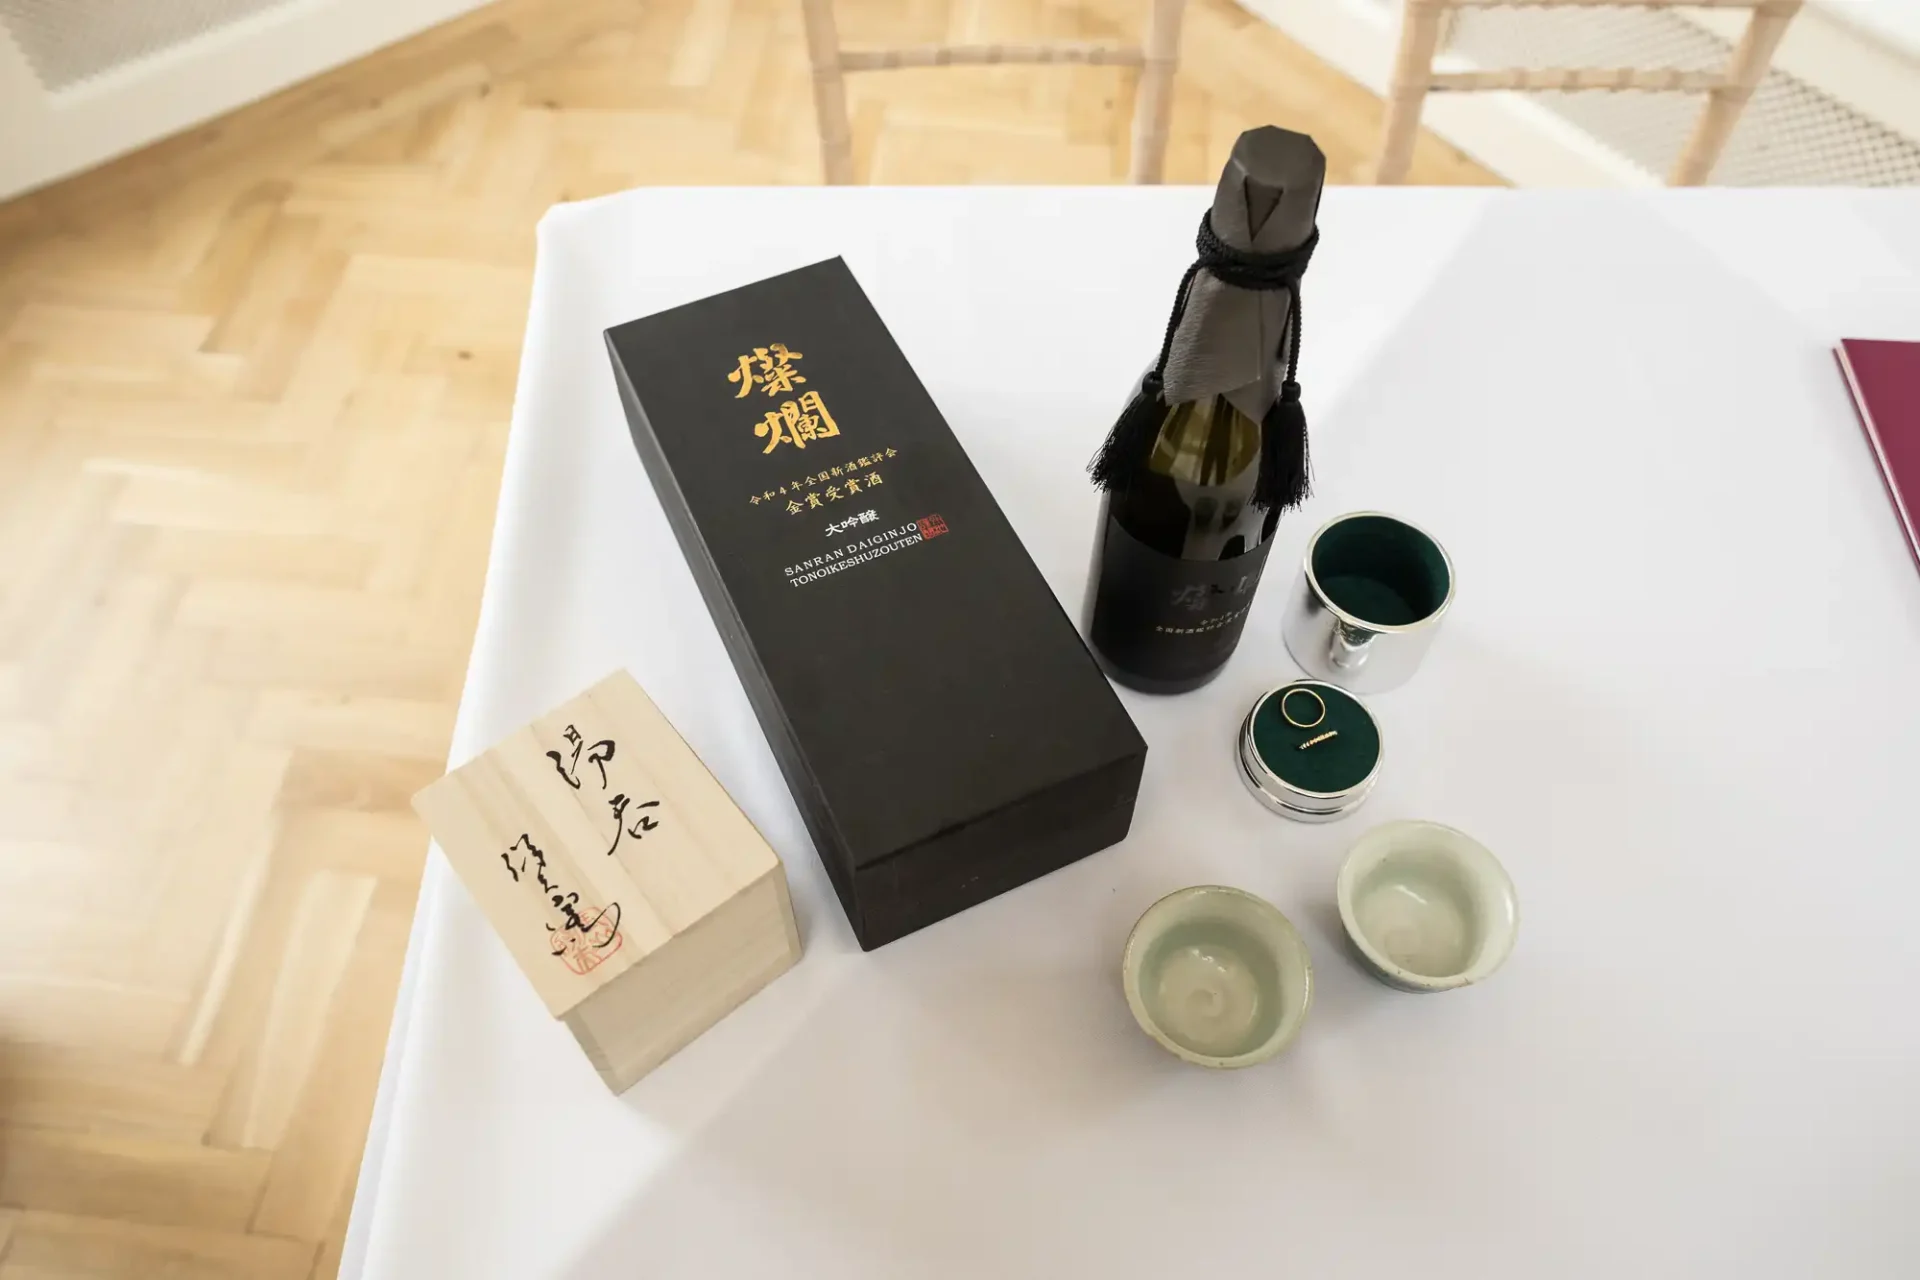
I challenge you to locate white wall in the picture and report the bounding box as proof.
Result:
[1818,0,1920,58]
[0,0,492,200]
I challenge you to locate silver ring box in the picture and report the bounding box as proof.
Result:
[1237,680,1383,823]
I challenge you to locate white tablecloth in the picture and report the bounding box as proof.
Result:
[343,187,1920,1280]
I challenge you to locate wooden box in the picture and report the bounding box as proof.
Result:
[412,670,801,1093]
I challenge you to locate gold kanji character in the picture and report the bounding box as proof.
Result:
[754,390,839,453]
[830,465,843,477]
[796,391,839,444]
[750,495,761,504]
[762,490,775,501]
[786,500,802,514]
[783,404,814,449]
[756,408,797,453]
[885,447,897,457]
[865,470,883,486]
[844,475,862,495]
[806,492,823,509]
[826,485,843,500]
[728,354,754,398]
[728,343,806,398]
[758,344,804,395]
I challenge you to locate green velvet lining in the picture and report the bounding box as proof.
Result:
[1311,514,1449,627]
[1251,682,1380,795]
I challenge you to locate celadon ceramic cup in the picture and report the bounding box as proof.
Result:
[1336,820,1518,993]
[1122,886,1313,1068]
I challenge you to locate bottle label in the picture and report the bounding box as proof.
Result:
[1089,517,1273,684]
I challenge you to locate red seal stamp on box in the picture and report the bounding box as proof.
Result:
[549,904,623,975]
[918,514,948,540]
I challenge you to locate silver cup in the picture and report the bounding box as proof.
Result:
[1281,512,1454,694]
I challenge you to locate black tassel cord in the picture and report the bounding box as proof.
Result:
[1088,213,1319,513]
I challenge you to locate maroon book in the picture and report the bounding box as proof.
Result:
[1836,339,1920,572]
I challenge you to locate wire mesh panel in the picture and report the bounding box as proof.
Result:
[1,0,298,91]
[1443,4,1920,186]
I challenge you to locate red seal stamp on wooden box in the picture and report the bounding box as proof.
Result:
[549,904,623,975]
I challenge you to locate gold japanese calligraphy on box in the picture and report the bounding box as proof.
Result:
[747,447,901,514]
[725,343,844,454]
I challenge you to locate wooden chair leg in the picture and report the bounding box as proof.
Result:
[1374,0,1444,185]
[1128,0,1186,184]
[1669,0,1799,186]
[799,0,857,185]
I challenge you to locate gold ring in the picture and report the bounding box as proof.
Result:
[1280,686,1326,730]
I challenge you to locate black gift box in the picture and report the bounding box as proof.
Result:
[607,259,1147,950]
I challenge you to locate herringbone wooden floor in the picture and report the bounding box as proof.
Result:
[0,1,1494,1274]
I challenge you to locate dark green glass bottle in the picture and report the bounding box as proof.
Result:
[1086,390,1280,693]
[1082,125,1324,694]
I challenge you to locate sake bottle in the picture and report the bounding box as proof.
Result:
[1085,126,1324,694]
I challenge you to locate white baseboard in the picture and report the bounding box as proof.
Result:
[0,0,492,201]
